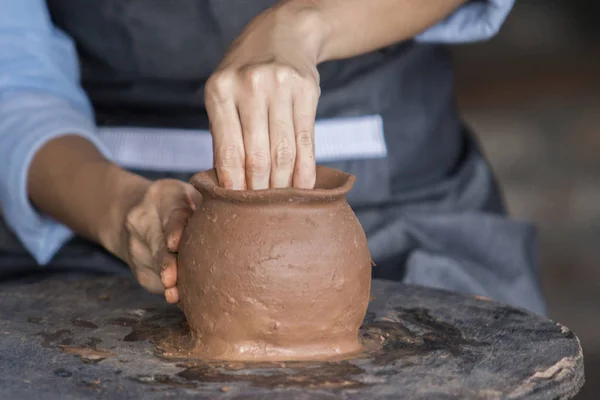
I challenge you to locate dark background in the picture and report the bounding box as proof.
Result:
[451,0,598,397]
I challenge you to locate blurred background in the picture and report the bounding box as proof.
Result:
[451,0,598,397]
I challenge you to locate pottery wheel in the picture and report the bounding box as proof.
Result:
[0,277,584,399]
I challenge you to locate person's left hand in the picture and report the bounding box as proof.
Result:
[119,179,201,304]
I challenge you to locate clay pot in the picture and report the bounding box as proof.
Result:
[177,166,372,361]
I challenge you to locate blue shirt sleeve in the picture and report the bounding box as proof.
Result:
[0,0,112,265]
[415,0,515,43]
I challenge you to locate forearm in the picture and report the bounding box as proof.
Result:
[28,135,149,260]
[275,0,467,62]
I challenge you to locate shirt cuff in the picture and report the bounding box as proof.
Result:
[415,0,515,43]
[0,92,112,265]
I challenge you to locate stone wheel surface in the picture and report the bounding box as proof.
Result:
[0,277,584,399]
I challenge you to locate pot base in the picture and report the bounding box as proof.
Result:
[157,326,365,361]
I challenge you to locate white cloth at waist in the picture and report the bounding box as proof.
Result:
[96,115,387,172]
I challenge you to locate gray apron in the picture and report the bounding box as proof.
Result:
[0,0,546,316]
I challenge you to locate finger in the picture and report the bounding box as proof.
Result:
[128,235,154,271]
[130,236,166,295]
[163,208,193,252]
[136,212,166,275]
[135,265,164,294]
[127,204,164,256]
[206,74,246,190]
[269,88,296,188]
[183,183,202,212]
[239,94,270,190]
[152,183,193,251]
[126,207,165,292]
[157,190,195,289]
[165,287,180,304]
[292,81,319,189]
[160,252,178,289]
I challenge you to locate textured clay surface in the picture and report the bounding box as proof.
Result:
[177,166,373,361]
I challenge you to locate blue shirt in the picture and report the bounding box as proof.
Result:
[0,0,515,265]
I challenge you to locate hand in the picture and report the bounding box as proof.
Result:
[205,5,324,190]
[121,179,200,304]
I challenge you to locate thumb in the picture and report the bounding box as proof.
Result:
[162,183,201,252]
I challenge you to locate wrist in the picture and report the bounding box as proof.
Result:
[96,164,150,261]
[272,1,331,63]
[28,134,150,261]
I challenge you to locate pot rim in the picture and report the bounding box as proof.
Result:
[189,166,356,203]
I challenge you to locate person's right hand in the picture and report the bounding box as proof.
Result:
[205,5,323,191]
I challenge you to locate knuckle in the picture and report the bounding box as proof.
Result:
[311,83,321,99]
[124,214,136,232]
[273,65,295,87]
[273,138,296,168]
[296,130,314,149]
[217,144,245,169]
[247,150,271,175]
[125,206,144,231]
[205,71,235,104]
[241,66,267,91]
[301,78,321,99]
[145,182,164,199]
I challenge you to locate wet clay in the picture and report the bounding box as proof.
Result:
[151,307,486,390]
[177,166,373,361]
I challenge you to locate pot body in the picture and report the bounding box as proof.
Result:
[177,168,372,361]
